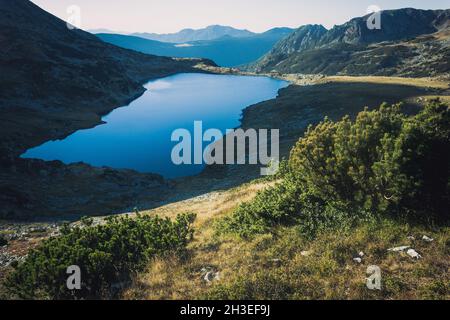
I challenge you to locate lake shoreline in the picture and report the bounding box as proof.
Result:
[0,66,288,220]
[21,72,288,178]
[0,63,219,220]
[3,66,448,221]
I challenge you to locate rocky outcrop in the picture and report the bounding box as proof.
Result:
[0,158,170,219]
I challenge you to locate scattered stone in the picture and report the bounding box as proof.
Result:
[0,250,26,267]
[407,249,422,260]
[353,257,362,264]
[407,236,416,241]
[200,267,220,283]
[388,246,410,252]
[29,226,48,233]
[358,251,365,257]
[203,271,220,283]
[422,235,434,242]
[300,251,312,257]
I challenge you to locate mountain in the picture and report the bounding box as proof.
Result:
[0,0,212,158]
[131,25,255,43]
[98,27,293,67]
[250,8,450,76]
[261,27,296,36]
[251,24,327,72]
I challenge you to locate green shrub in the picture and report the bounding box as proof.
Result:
[290,103,406,213]
[6,213,196,300]
[0,235,7,247]
[290,100,449,220]
[392,101,450,219]
[294,193,372,239]
[219,100,449,238]
[217,176,303,238]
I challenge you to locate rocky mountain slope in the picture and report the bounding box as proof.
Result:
[250,24,327,72]
[97,28,294,67]
[250,8,450,77]
[0,0,213,158]
[131,25,256,43]
[0,0,213,219]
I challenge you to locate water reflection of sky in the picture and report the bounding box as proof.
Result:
[22,73,288,178]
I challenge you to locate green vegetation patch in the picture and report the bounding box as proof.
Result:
[5,213,196,299]
[0,235,7,247]
[219,100,449,239]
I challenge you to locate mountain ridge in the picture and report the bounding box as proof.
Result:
[131,25,256,43]
[97,28,294,67]
[250,8,450,76]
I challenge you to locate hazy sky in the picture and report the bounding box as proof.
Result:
[31,0,450,33]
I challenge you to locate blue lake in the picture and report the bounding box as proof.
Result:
[22,73,288,178]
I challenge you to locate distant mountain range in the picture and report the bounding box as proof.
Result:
[97,27,294,67]
[249,8,450,77]
[131,25,257,43]
[88,28,129,35]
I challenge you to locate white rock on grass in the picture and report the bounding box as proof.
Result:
[422,235,434,242]
[407,249,422,260]
[353,257,362,264]
[388,246,410,252]
[201,267,220,283]
[204,271,220,283]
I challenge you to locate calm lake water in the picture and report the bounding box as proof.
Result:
[22,73,288,178]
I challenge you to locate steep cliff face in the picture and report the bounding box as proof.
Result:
[250,8,450,76]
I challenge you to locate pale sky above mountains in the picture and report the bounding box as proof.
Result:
[32,0,450,33]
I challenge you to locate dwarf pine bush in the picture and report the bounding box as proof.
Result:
[6,213,196,299]
[290,100,449,220]
[220,100,449,238]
